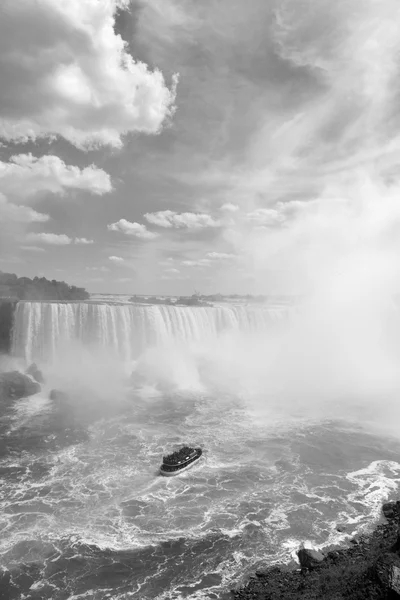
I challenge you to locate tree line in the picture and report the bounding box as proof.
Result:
[0,271,89,301]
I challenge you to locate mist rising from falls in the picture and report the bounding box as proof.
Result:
[11,299,400,433]
[11,301,289,365]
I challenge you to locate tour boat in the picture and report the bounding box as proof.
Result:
[160,446,203,476]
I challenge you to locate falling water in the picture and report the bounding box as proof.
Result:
[11,301,290,364]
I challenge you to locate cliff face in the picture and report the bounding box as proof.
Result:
[0,300,17,353]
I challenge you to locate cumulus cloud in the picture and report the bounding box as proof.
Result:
[246,201,316,230]
[26,232,72,245]
[144,210,221,229]
[75,237,94,245]
[24,232,96,245]
[109,256,125,263]
[107,219,158,239]
[0,155,108,254]
[0,154,112,199]
[0,193,49,223]
[0,0,177,149]
[220,203,239,212]
[246,208,286,227]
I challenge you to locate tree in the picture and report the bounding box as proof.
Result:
[0,271,90,302]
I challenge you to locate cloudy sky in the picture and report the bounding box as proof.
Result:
[1,0,400,295]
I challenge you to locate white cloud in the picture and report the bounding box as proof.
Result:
[182,258,212,267]
[0,0,177,149]
[220,203,239,212]
[26,232,73,245]
[206,252,236,260]
[107,219,158,239]
[74,237,94,245]
[0,193,49,223]
[0,154,111,199]
[246,208,286,227]
[25,232,96,246]
[179,252,235,268]
[144,210,221,229]
[246,201,313,230]
[109,256,125,263]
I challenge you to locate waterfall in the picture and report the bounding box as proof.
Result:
[11,302,290,364]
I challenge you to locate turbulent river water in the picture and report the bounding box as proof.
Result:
[2,300,400,599]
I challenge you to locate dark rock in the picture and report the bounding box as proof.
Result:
[390,565,400,595]
[391,532,400,555]
[0,370,40,399]
[297,547,324,570]
[336,524,347,533]
[323,543,345,554]
[383,503,396,520]
[232,500,400,600]
[375,552,400,594]
[383,502,400,521]
[255,570,266,578]
[25,363,44,383]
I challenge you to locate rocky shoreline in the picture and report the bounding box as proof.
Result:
[231,501,400,599]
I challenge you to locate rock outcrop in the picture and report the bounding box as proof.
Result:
[0,370,40,399]
[297,547,325,570]
[231,501,400,599]
[25,363,44,384]
[375,553,400,596]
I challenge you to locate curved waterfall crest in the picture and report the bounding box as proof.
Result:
[11,301,290,363]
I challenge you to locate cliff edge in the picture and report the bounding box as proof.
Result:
[231,501,400,599]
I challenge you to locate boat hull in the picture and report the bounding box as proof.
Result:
[159,455,203,477]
